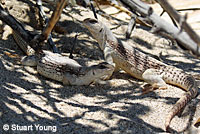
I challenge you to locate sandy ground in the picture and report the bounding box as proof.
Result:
[0,0,200,133]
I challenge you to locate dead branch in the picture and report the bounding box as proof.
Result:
[156,0,200,48]
[126,14,136,38]
[119,0,200,56]
[36,0,59,53]
[0,5,33,42]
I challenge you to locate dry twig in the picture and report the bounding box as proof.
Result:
[119,0,200,56]
[156,0,200,48]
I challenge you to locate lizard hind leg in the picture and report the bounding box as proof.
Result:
[142,68,168,94]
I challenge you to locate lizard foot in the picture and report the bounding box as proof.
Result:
[142,83,167,95]
[142,84,155,95]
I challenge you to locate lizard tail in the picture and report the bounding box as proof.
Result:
[165,86,197,131]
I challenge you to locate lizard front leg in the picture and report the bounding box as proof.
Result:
[142,68,168,94]
[63,73,89,85]
[103,46,116,78]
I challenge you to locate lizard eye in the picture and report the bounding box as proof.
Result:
[89,19,98,24]
[93,71,96,75]
[99,28,103,32]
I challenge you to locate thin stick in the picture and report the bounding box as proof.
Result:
[40,0,67,41]
[90,1,98,19]
[69,33,78,59]
[36,0,59,53]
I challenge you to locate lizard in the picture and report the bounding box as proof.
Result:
[12,31,114,85]
[83,18,198,131]
[21,51,114,85]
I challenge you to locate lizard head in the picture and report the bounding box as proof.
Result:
[83,18,118,51]
[88,62,114,80]
[83,18,107,49]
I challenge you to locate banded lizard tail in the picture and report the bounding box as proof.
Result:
[83,18,198,131]
[13,31,114,85]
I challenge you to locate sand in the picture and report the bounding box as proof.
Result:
[0,0,200,133]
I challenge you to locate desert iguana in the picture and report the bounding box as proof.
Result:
[13,31,114,85]
[83,18,198,131]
